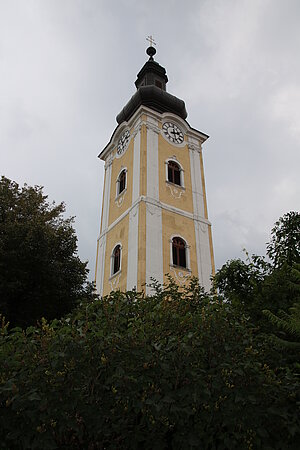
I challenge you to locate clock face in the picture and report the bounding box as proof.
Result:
[162,122,184,144]
[117,130,130,156]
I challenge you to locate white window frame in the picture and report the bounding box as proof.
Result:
[169,234,191,271]
[115,167,128,198]
[165,157,185,188]
[110,242,122,277]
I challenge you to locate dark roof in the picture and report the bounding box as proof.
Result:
[116,47,188,124]
[116,85,187,124]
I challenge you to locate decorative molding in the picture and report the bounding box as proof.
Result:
[105,155,114,169]
[109,272,121,291]
[161,112,189,134]
[167,182,185,199]
[115,189,126,207]
[99,105,208,161]
[98,196,211,242]
[146,202,161,216]
[170,266,190,286]
[188,143,201,153]
[200,222,208,233]
[145,122,161,134]
[131,203,139,218]
[159,198,208,224]
[132,122,143,138]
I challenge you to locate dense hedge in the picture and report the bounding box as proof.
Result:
[1,280,299,449]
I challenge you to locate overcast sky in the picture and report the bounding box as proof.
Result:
[1,0,299,280]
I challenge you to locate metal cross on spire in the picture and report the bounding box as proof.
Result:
[146,35,156,47]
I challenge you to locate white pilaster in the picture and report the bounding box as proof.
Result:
[145,118,163,293]
[194,221,204,286]
[96,235,107,296]
[196,221,212,292]
[132,124,141,203]
[146,120,160,201]
[146,202,163,294]
[127,203,139,290]
[189,142,205,218]
[189,141,211,289]
[101,157,113,233]
[97,156,112,295]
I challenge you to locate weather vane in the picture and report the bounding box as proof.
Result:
[146,35,156,48]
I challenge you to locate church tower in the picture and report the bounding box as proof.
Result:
[95,44,214,296]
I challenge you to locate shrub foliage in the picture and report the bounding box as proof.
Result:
[1,280,299,449]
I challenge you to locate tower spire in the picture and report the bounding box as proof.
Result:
[146,35,157,61]
[116,45,187,124]
[146,35,156,47]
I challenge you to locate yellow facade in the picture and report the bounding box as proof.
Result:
[158,135,194,214]
[96,106,214,296]
[161,209,197,284]
[108,136,134,227]
[102,214,129,296]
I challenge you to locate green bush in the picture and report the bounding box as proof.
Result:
[1,280,299,449]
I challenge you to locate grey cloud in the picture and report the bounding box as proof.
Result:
[0,0,299,279]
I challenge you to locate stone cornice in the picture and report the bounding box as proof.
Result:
[98,195,211,240]
[145,122,161,134]
[188,143,202,153]
[98,105,209,161]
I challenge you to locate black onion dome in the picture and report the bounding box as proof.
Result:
[116,47,187,124]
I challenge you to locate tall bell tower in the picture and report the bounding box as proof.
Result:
[95,44,214,296]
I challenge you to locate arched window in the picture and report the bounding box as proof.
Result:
[172,237,187,268]
[112,244,121,275]
[117,169,126,195]
[168,161,181,186]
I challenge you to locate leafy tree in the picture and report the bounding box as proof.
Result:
[0,280,299,449]
[0,176,92,328]
[213,256,268,307]
[267,211,300,267]
[214,212,300,328]
[263,264,300,372]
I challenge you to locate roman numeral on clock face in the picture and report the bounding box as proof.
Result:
[162,122,184,144]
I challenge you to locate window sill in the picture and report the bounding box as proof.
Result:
[170,264,191,273]
[115,188,127,200]
[109,270,121,280]
[166,181,185,190]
